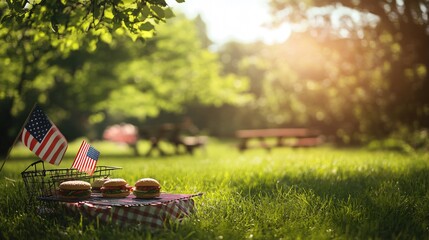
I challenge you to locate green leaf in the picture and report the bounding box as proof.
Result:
[100,32,113,44]
[148,0,167,7]
[164,8,175,19]
[176,0,185,3]
[150,5,165,18]
[139,22,154,31]
[104,8,114,19]
[141,6,150,20]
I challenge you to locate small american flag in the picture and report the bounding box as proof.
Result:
[72,140,100,175]
[21,105,68,165]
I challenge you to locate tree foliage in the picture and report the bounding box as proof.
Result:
[42,14,251,140]
[102,15,250,120]
[0,0,180,156]
[0,0,248,157]
[265,0,429,143]
[2,0,175,48]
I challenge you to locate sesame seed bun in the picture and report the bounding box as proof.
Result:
[135,178,160,187]
[103,178,127,187]
[91,178,110,189]
[59,180,91,190]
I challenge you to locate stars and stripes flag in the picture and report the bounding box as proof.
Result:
[21,105,68,165]
[72,140,100,175]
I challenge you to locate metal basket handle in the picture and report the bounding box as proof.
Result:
[21,160,45,175]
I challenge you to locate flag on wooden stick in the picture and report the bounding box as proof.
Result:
[72,140,100,175]
[21,105,68,165]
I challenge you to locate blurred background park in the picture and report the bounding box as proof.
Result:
[1,0,429,157]
[2,1,429,239]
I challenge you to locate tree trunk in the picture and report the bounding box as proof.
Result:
[0,97,18,158]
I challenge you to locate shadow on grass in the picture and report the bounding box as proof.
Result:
[231,167,429,238]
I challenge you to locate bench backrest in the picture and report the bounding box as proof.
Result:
[236,128,319,138]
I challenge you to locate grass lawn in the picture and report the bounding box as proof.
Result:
[1,138,429,239]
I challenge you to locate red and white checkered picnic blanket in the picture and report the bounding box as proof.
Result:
[65,193,202,229]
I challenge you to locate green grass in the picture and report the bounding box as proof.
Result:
[1,138,429,239]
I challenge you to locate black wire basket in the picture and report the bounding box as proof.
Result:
[21,160,122,201]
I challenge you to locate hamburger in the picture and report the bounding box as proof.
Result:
[58,180,91,200]
[133,178,161,199]
[91,177,110,192]
[100,178,132,198]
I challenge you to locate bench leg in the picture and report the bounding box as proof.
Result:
[276,137,283,147]
[238,139,248,152]
[129,143,139,156]
[145,137,166,157]
[185,145,194,155]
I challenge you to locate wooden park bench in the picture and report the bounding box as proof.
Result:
[103,121,207,157]
[144,123,207,157]
[236,128,322,152]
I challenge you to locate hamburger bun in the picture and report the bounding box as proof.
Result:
[101,178,131,198]
[103,178,127,187]
[59,180,91,190]
[133,178,161,199]
[91,177,110,192]
[134,191,160,199]
[58,180,91,200]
